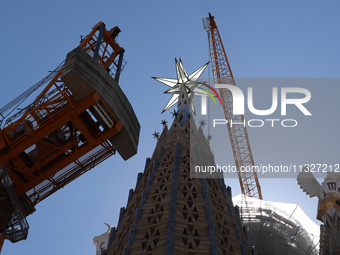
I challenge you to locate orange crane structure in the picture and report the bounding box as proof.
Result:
[0,22,140,251]
[202,13,262,200]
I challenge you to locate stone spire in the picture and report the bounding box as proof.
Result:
[105,77,254,255]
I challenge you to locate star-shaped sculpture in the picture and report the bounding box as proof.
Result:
[152,58,209,113]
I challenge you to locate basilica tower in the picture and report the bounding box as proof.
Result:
[104,81,254,255]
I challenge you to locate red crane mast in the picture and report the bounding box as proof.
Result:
[203,13,262,200]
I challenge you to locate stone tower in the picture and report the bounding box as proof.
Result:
[105,84,255,255]
[298,168,340,254]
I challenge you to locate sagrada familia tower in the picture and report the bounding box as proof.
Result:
[98,60,255,255]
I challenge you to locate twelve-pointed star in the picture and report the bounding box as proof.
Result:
[152,58,209,113]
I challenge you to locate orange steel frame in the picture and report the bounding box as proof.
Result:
[2,91,122,200]
[0,22,125,246]
[207,13,263,200]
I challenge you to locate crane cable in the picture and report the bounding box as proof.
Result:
[0,61,64,126]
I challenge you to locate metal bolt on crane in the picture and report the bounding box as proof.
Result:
[202,13,262,200]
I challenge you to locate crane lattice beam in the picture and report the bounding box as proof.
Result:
[0,22,140,249]
[203,13,262,200]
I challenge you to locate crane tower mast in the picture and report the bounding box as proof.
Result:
[203,13,262,200]
[0,22,140,250]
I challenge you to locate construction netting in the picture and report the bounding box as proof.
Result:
[233,194,320,255]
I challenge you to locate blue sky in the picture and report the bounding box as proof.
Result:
[1,1,339,254]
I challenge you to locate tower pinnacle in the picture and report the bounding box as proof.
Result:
[176,83,191,123]
[152,59,208,114]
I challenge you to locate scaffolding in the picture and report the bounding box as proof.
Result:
[234,195,319,255]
